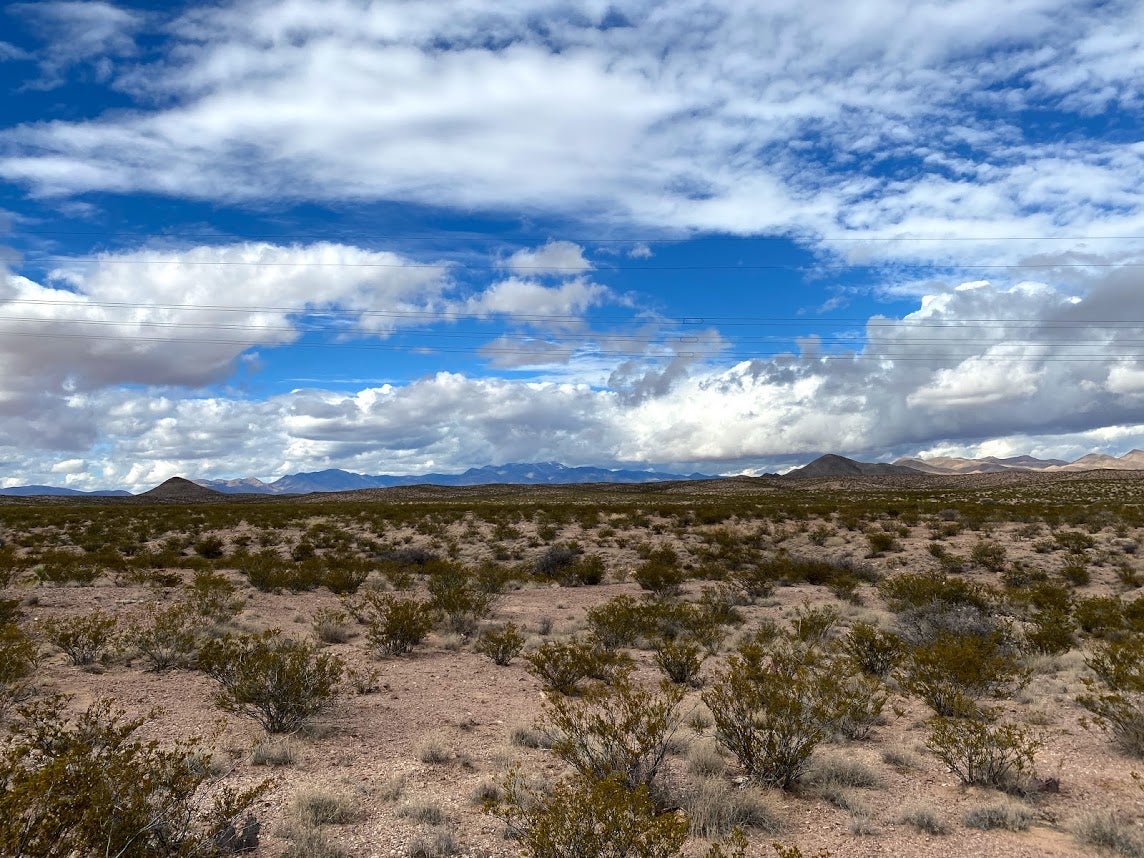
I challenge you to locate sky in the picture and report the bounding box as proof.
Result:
[2,0,1144,491]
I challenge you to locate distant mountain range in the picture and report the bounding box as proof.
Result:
[5,451,1144,497]
[0,485,133,497]
[193,462,714,495]
[785,449,1144,478]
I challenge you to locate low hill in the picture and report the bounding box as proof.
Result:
[784,454,923,478]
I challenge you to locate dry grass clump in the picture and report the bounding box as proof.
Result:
[397,799,453,826]
[405,826,461,857]
[686,739,726,777]
[280,826,348,858]
[880,747,922,771]
[962,798,1036,831]
[416,734,453,765]
[899,804,951,835]
[250,738,297,767]
[1073,811,1144,857]
[679,777,784,838]
[291,789,367,826]
[802,753,883,790]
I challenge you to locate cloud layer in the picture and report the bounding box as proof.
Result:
[5,242,1144,490]
[4,1,1144,263]
[3,2,1144,489]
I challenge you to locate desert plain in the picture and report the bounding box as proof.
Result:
[3,470,1144,857]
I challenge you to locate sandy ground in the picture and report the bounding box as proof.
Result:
[5,478,1144,857]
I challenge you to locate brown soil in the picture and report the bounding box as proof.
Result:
[5,476,1144,857]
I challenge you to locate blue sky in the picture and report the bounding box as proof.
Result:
[2,0,1144,490]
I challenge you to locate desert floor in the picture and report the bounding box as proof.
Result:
[3,472,1144,857]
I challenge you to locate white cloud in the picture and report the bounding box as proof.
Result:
[504,241,592,275]
[8,269,1144,491]
[464,276,607,319]
[2,0,1142,265]
[9,1,143,87]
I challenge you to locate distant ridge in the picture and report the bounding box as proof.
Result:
[0,485,131,497]
[195,462,715,495]
[894,449,1144,475]
[784,454,923,478]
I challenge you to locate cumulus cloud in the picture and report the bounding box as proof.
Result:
[503,241,592,275]
[463,276,608,319]
[3,1,1143,264]
[6,270,1144,492]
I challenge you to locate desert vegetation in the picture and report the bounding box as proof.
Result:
[2,472,1144,855]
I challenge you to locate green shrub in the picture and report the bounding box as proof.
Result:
[1026,607,1075,654]
[971,539,1007,572]
[544,677,685,790]
[128,602,205,671]
[0,624,37,718]
[878,572,992,613]
[897,630,1027,717]
[0,696,267,857]
[1078,634,1144,756]
[840,622,903,677]
[34,550,102,586]
[320,556,370,595]
[428,566,496,635]
[485,773,690,858]
[198,630,344,733]
[865,531,898,556]
[586,595,648,650]
[193,535,226,559]
[702,641,850,790]
[1054,530,1096,554]
[361,593,437,657]
[827,672,888,741]
[1062,560,1092,587]
[187,569,245,621]
[475,623,526,666]
[525,638,629,696]
[924,716,1041,789]
[654,637,707,685]
[40,610,118,665]
[1075,596,1124,637]
[789,604,838,645]
[634,547,685,598]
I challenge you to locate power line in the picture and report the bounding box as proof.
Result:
[2,326,1144,364]
[13,254,1144,272]
[11,228,1144,243]
[7,297,1144,328]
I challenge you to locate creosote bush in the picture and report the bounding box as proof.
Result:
[486,773,690,858]
[543,676,685,791]
[654,636,708,685]
[0,695,268,857]
[924,716,1041,789]
[702,638,860,790]
[840,622,903,678]
[0,623,37,717]
[39,609,119,665]
[360,592,437,657]
[129,601,206,671]
[525,638,630,696]
[634,547,685,598]
[1078,633,1144,756]
[475,623,526,666]
[198,629,344,733]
